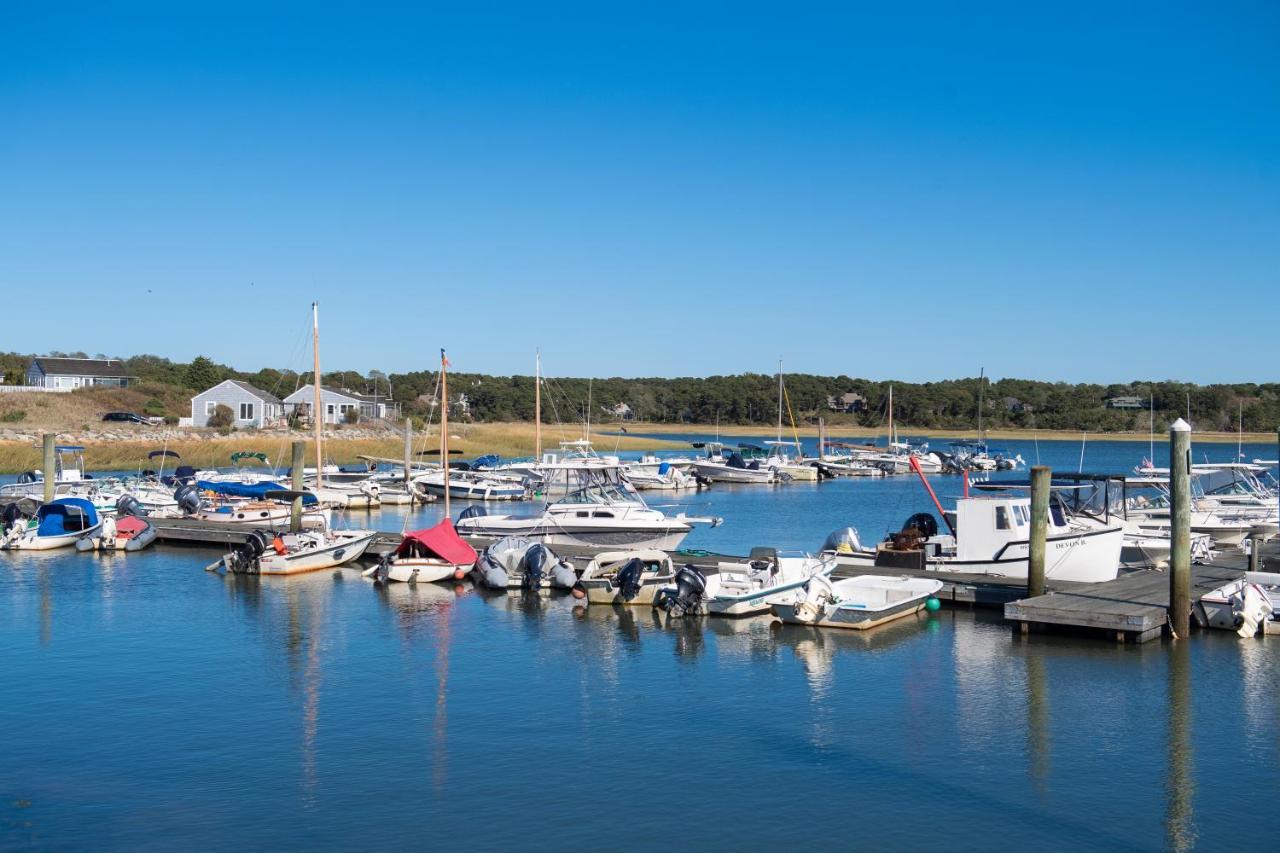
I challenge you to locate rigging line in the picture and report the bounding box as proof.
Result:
[782,383,802,450]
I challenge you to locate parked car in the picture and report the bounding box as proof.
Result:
[102,412,153,425]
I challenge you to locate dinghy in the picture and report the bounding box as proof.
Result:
[2,497,104,551]
[772,574,943,630]
[365,520,477,584]
[75,515,158,552]
[575,549,676,605]
[470,536,577,590]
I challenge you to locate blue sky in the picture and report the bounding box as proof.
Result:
[2,2,1276,382]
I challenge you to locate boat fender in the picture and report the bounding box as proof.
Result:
[615,558,645,601]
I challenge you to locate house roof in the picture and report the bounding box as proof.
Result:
[197,379,282,405]
[30,357,132,378]
[283,385,392,404]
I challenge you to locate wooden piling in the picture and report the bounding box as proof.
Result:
[1028,465,1050,598]
[1248,536,1260,574]
[290,440,305,533]
[1168,418,1192,639]
[41,433,55,503]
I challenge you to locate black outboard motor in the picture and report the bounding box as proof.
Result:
[174,483,202,516]
[615,558,646,602]
[17,471,38,484]
[1,502,21,535]
[902,512,939,538]
[520,544,547,589]
[662,565,708,617]
[116,494,147,518]
[225,530,272,574]
[457,504,488,522]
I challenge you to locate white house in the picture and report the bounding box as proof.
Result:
[282,386,398,425]
[190,380,284,428]
[26,357,134,389]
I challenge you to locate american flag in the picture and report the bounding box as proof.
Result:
[441,349,450,369]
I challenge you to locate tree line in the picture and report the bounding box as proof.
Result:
[3,351,1278,433]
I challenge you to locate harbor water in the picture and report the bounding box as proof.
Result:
[2,439,1277,850]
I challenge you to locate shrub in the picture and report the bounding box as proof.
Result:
[207,404,234,430]
[163,415,179,425]
[343,408,360,425]
[143,398,166,417]
[1,410,26,423]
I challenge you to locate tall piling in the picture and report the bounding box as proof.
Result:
[290,440,305,532]
[1168,418,1192,639]
[1028,465,1050,598]
[42,433,56,503]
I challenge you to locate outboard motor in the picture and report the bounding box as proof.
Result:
[17,470,39,484]
[457,504,488,522]
[116,494,148,518]
[224,529,273,574]
[174,484,202,516]
[1,502,22,536]
[614,558,646,602]
[793,574,836,624]
[902,512,939,539]
[662,565,707,618]
[520,544,547,589]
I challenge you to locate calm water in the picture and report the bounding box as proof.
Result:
[2,439,1278,851]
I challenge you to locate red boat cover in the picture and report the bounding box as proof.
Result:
[395,519,477,564]
[116,516,149,536]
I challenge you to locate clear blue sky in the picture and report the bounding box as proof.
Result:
[2,2,1276,383]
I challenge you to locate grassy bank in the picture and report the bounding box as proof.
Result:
[0,423,687,474]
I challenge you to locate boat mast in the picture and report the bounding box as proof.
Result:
[776,358,783,444]
[1238,399,1243,460]
[887,384,894,447]
[1149,390,1155,466]
[441,349,450,519]
[977,367,985,448]
[311,301,323,490]
[535,350,542,460]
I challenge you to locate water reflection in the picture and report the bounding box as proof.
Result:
[1165,640,1197,852]
[1025,652,1050,788]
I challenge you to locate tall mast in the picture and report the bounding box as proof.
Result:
[1238,399,1243,460]
[776,358,783,443]
[440,349,450,519]
[977,367,985,445]
[888,384,894,447]
[311,302,323,489]
[534,350,542,459]
[1149,389,1155,465]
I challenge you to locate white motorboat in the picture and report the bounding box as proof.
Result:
[691,442,778,484]
[575,549,676,605]
[365,519,477,584]
[624,461,698,491]
[411,468,528,501]
[2,497,104,551]
[455,463,715,551]
[1196,572,1280,637]
[655,548,836,617]
[0,445,92,501]
[214,527,377,575]
[772,574,944,629]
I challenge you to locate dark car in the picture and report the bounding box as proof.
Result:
[102,412,148,424]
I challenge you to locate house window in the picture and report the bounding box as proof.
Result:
[326,404,335,416]
[239,402,255,420]
[206,401,217,415]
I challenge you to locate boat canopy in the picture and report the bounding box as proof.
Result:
[230,451,269,465]
[54,446,85,453]
[148,450,181,459]
[472,455,501,469]
[197,480,318,505]
[396,520,477,563]
[36,497,99,536]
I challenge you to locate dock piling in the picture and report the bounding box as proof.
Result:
[1168,419,1192,639]
[290,440,305,532]
[1028,465,1050,599]
[42,433,55,503]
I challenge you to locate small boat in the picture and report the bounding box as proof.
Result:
[625,461,698,491]
[658,548,836,617]
[75,515,158,552]
[470,536,577,590]
[575,549,676,605]
[1,497,104,551]
[411,468,527,501]
[691,443,779,484]
[771,574,943,629]
[254,528,377,575]
[365,520,477,584]
[1195,571,1280,637]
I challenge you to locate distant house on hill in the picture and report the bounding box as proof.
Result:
[827,392,867,413]
[190,380,284,428]
[26,357,134,389]
[1001,396,1032,414]
[1106,396,1148,410]
[608,402,634,420]
[282,386,399,424]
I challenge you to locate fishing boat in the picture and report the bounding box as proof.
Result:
[365,520,477,584]
[771,574,944,629]
[691,442,779,484]
[255,527,378,575]
[575,549,676,605]
[624,461,698,491]
[75,515,158,552]
[2,497,104,551]
[676,549,837,617]
[469,536,577,590]
[455,462,716,551]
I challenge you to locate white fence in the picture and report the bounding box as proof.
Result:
[0,385,71,394]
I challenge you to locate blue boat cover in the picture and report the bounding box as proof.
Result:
[196,480,318,505]
[472,455,500,469]
[658,462,671,475]
[36,497,99,536]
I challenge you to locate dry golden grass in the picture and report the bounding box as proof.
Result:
[0,385,191,429]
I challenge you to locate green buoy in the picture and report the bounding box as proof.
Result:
[925,596,941,612]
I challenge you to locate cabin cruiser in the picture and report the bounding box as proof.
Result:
[455,463,718,551]
[1126,466,1277,548]
[820,482,1124,583]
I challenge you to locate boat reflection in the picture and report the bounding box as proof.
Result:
[772,613,935,697]
[1165,640,1196,853]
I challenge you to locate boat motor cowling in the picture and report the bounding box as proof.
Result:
[174,484,202,515]
[662,565,707,618]
[224,529,273,574]
[793,574,837,624]
[457,504,488,522]
[116,494,147,518]
[520,544,548,589]
[615,558,645,602]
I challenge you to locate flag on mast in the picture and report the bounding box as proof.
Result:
[441,349,450,369]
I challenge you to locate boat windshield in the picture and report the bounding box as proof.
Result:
[554,482,637,506]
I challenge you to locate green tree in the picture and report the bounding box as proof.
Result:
[185,356,220,390]
[207,403,234,430]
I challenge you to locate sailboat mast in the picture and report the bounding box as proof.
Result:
[977,367,985,446]
[888,384,894,447]
[311,301,324,490]
[1149,390,1155,466]
[441,349,450,519]
[776,358,783,443]
[534,350,542,459]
